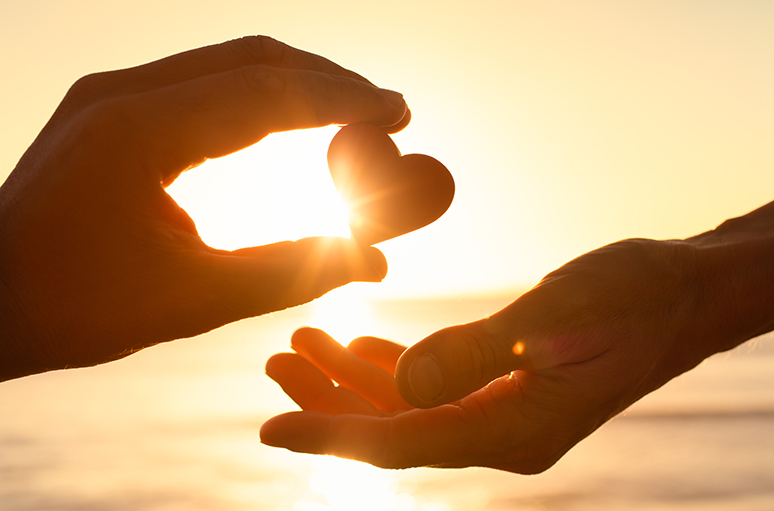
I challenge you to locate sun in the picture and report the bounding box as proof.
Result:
[165,126,352,251]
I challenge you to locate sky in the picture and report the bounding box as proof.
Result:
[2,0,774,299]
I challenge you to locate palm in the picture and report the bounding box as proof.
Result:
[262,240,713,472]
[263,328,598,472]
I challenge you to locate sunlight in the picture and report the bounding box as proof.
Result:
[307,287,377,346]
[340,185,397,242]
[299,456,414,511]
[290,456,465,511]
[166,126,351,251]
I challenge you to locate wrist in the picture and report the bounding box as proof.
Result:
[0,217,52,382]
[687,207,774,355]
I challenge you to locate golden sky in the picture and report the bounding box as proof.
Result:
[3,1,773,298]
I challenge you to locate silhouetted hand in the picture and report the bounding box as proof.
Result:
[0,36,408,381]
[262,218,774,472]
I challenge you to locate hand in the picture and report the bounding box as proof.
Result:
[0,36,408,381]
[262,234,774,472]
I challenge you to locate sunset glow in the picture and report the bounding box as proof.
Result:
[307,287,377,346]
[4,3,774,511]
[6,1,774,299]
[166,128,351,251]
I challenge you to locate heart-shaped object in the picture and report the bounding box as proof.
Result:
[327,123,455,246]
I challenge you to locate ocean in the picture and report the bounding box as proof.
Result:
[2,290,773,511]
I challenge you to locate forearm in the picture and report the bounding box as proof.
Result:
[0,279,39,383]
[688,200,774,354]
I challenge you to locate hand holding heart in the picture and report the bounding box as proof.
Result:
[0,37,409,381]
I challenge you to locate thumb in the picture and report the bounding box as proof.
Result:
[394,317,523,408]
[202,237,388,322]
[393,291,576,408]
[394,284,598,408]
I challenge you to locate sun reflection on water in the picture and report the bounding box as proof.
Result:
[267,455,488,511]
[308,457,413,510]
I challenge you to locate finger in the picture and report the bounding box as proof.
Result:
[121,35,376,87]
[101,64,406,180]
[262,358,609,473]
[383,107,412,134]
[59,36,377,115]
[265,353,378,415]
[261,371,578,472]
[260,404,481,469]
[291,328,410,411]
[191,237,386,328]
[347,336,406,375]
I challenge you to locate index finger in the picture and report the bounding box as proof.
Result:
[259,372,565,472]
[291,328,410,412]
[261,376,517,469]
[347,336,406,375]
[59,36,379,116]
[259,406,470,469]
[119,36,374,88]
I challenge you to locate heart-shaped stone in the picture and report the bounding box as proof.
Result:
[327,123,455,246]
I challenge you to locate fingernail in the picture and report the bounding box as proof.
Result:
[407,354,444,404]
[379,88,405,108]
[384,106,411,134]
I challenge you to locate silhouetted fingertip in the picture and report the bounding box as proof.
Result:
[289,326,323,352]
[361,246,388,281]
[291,328,345,356]
[384,107,411,134]
[260,412,330,453]
[247,65,285,95]
[259,415,285,447]
[264,352,295,381]
[264,357,279,381]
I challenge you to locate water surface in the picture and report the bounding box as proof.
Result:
[2,293,773,510]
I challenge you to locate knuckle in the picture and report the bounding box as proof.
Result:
[59,72,114,114]
[57,96,153,182]
[379,445,414,470]
[237,64,285,100]
[383,430,413,469]
[60,102,125,160]
[378,419,432,470]
[75,98,139,145]
[228,35,289,65]
[66,73,103,99]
